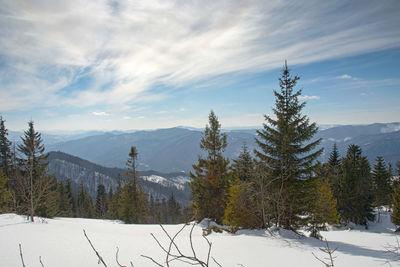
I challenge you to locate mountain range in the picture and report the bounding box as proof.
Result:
[43,122,400,173]
[47,151,191,205]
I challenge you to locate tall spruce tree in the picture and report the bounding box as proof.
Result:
[0,116,13,180]
[16,121,57,221]
[254,62,322,230]
[190,110,231,224]
[372,156,392,221]
[120,146,148,223]
[338,145,374,226]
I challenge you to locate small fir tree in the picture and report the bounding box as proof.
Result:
[76,183,94,218]
[338,144,374,226]
[372,156,392,222]
[16,121,57,221]
[231,143,254,182]
[0,169,12,213]
[190,110,231,224]
[95,184,108,218]
[0,116,13,181]
[308,177,340,239]
[328,143,341,199]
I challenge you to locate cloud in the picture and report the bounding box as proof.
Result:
[338,74,353,80]
[91,111,110,116]
[123,116,132,120]
[0,0,399,111]
[155,110,168,114]
[298,95,320,101]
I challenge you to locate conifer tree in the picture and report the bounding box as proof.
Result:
[190,110,231,224]
[254,62,322,230]
[16,121,57,221]
[119,147,148,223]
[95,184,108,218]
[308,177,339,239]
[391,162,400,230]
[338,144,374,225]
[108,175,123,219]
[0,169,12,213]
[65,179,76,216]
[232,143,254,182]
[57,181,73,217]
[327,143,341,198]
[223,177,259,230]
[167,192,181,224]
[372,156,392,221]
[76,183,94,218]
[0,116,13,181]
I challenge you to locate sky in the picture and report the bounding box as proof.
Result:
[0,0,399,132]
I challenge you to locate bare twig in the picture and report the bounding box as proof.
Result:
[39,256,45,267]
[312,239,337,267]
[19,244,26,267]
[116,246,127,267]
[142,223,221,266]
[83,229,108,267]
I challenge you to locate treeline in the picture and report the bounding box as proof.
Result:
[0,119,191,223]
[189,63,400,238]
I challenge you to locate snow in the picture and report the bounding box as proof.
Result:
[1,212,399,266]
[141,175,189,190]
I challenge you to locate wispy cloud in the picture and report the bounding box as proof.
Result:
[298,95,320,101]
[91,111,110,116]
[0,0,399,112]
[338,74,353,80]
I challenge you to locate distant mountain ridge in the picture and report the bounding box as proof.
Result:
[45,122,400,172]
[47,151,191,205]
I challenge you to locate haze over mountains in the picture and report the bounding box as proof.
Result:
[37,122,400,173]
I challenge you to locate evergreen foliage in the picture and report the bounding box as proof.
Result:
[308,176,339,239]
[231,143,254,182]
[0,116,13,180]
[57,181,73,217]
[0,169,12,213]
[15,121,57,221]
[372,157,392,211]
[392,162,400,228]
[95,184,108,218]
[223,178,259,230]
[254,62,322,230]
[190,110,232,224]
[327,143,341,199]
[119,146,149,223]
[338,144,374,225]
[76,183,94,218]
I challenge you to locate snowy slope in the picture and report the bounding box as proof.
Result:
[0,212,399,266]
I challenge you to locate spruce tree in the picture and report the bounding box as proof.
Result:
[57,181,73,217]
[338,145,374,225]
[190,110,231,224]
[328,143,341,199]
[16,121,57,221]
[76,183,94,218]
[254,62,322,230]
[167,192,181,224]
[0,169,12,213]
[0,116,13,180]
[308,177,339,239]
[95,184,108,218]
[372,156,392,221]
[120,146,148,223]
[232,143,254,182]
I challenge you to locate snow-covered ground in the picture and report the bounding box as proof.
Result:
[0,212,399,266]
